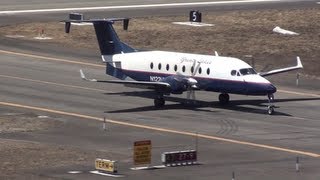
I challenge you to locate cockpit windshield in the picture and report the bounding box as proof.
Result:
[239,68,257,75]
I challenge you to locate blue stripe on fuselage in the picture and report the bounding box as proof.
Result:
[120,69,276,96]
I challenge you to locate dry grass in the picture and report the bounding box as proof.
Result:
[0,139,106,179]
[0,113,119,178]
[0,8,319,76]
[0,113,61,133]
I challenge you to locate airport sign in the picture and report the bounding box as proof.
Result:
[95,158,117,173]
[162,150,197,166]
[133,140,152,165]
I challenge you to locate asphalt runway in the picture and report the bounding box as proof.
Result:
[1,38,320,179]
[0,0,318,25]
[1,0,320,179]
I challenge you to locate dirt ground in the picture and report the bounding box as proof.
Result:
[0,140,91,179]
[0,111,117,179]
[0,112,61,133]
[0,7,319,78]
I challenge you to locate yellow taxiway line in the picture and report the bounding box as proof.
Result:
[1,49,319,97]
[0,101,319,158]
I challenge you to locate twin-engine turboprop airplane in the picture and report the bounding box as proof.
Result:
[63,18,303,115]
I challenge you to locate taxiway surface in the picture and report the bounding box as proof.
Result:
[0,39,320,179]
[0,0,318,25]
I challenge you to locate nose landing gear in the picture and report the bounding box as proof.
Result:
[267,94,275,115]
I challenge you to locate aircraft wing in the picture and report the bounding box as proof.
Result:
[259,56,303,77]
[80,69,171,91]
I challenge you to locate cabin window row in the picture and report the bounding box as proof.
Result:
[150,62,210,75]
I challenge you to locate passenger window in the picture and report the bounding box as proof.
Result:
[166,64,170,71]
[158,63,162,70]
[150,62,154,69]
[174,65,178,71]
[231,70,236,76]
[237,72,240,76]
[199,67,202,74]
[207,68,210,75]
[182,65,186,72]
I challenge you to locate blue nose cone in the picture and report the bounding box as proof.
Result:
[267,84,277,94]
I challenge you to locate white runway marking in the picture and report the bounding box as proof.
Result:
[68,171,82,174]
[5,35,25,38]
[90,170,124,177]
[130,165,165,170]
[37,115,49,118]
[172,22,214,27]
[33,36,53,40]
[0,0,281,15]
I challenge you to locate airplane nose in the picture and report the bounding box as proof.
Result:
[267,84,277,94]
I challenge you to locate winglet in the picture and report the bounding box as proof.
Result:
[80,69,97,82]
[297,56,303,68]
[215,51,219,56]
[259,56,303,77]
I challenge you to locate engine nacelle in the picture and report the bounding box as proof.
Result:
[162,76,187,94]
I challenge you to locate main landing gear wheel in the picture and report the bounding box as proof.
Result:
[267,94,275,115]
[154,97,165,108]
[267,105,274,115]
[219,93,230,105]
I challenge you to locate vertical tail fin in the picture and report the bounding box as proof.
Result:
[93,21,135,55]
[63,18,133,80]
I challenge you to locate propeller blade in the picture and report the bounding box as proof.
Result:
[190,59,201,77]
[192,61,201,76]
[186,87,196,101]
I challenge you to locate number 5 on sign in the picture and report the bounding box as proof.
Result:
[189,11,202,22]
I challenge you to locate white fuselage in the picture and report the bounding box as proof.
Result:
[105,51,276,95]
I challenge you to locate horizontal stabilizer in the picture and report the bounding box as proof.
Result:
[62,18,130,33]
[63,16,135,56]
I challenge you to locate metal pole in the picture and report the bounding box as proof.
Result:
[195,132,198,152]
[103,117,106,131]
[232,171,235,180]
[296,73,299,86]
[296,156,300,172]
